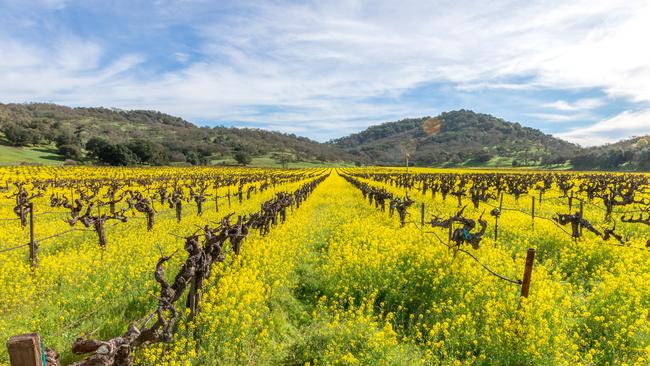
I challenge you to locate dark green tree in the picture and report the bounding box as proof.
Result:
[58,144,83,160]
[2,123,33,146]
[127,139,169,165]
[233,148,252,166]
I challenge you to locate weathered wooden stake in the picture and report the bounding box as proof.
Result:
[29,203,37,268]
[215,188,219,212]
[499,192,504,211]
[420,202,425,226]
[520,248,536,298]
[569,191,573,211]
[7,333,43,366]
[579,201,584,236]
[494,215,499,246]
[531,196,535,230]
[175,201,182,223]
[227,189,231,208]
[494,192,504,246]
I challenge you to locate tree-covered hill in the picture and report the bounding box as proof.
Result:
[572,135,650,171]
[1,103,647,170]
[330,110,583,167]
[0,103,352,166]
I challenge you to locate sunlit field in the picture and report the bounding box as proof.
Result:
[1,166,649,365]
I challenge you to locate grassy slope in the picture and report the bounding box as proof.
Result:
[0,144,64,166]
[211,153,355,168]
[0,145,351,168]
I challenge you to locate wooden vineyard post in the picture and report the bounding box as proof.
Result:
[28,203,37,268]
[531,196,535,230]
[420,202,425,226]
[175,201,182,223]
[7,333,43,366]
[579,201,584,236]
[520,248,536,298]
[227,189,231,208]
[494,192,504,246]
[494,215,498,246]
[215,188,219,212]
[499,192,504,212]
[569,191,573,212]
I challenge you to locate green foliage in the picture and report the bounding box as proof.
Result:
[126,139,169,165]
[233,147,253,166]
[57,144,83,160]
[85,137,137,166]
[2,122,35,146]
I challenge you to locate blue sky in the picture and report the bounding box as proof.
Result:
[1,0,649,144]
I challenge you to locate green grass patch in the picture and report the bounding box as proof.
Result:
[211,153,354,168]
[0,143,64,166]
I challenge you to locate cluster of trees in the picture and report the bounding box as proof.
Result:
[0,103,349,166]
[566,136,650,170]
[85,138,174,166]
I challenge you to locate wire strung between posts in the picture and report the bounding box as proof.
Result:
[581,200,650,214]
[603,241,650,252]
[341,175,518,281]
[0,243,29,254]
[33,211,70,217]
[542,195,650,215]
[36,228,89,243]
[406,219,523,285]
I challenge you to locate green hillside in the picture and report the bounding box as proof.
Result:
[0,103,352,166]
[330,110,582,167]
[572,135,650,170]
[1,103,647,170]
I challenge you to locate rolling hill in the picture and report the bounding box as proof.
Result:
[330,110,582,167]
[572,135,650,170]
[0,103,352,166]
[1,103,648,170]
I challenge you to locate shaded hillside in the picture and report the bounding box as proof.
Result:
[330,110,582,166]
[572,135,650,171]
[0,103,351,165]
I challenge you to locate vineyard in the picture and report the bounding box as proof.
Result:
[1,166,649,365]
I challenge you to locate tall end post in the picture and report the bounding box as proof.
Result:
[520,248,536,298]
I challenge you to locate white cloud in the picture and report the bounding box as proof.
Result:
[556,109,650,146]
[543,98,606,111]
[174,52,190,64]
[1,0,650,140]
[526,113,579,123]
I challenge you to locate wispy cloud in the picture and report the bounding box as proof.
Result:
[556,109,650,146]
[543,98,606,111]
[0,0,649,141]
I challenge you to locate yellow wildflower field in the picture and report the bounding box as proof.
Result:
[1,167,649,365]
